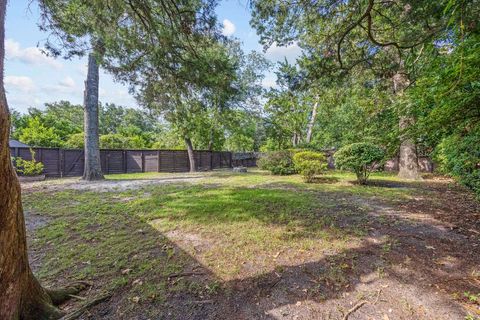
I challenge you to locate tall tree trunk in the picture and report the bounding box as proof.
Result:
[292,132,299,147]
[305,97,319,144]
[82,52,104,181]
[207,128,214,151]
[185,137,197,172]
[393,70,420,180]
[0,2,85,318]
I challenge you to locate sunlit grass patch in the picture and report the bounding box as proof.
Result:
[23,169,429,303]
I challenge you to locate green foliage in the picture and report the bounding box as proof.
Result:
[64,132,84,149]
[408,32,480,196]
[13,150,44,176]
[293,151,327,182]
[434,130,480,197]
[335,143,385,185]
[17,117,64,147]
[11,102,162,149]
[257,150,296,175]
[99,134,147,149]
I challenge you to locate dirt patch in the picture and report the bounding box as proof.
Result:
[21,175,207,193]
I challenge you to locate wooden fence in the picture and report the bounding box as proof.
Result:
[10,147,232,177]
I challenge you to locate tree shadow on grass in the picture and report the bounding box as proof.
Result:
[25,181,480,319]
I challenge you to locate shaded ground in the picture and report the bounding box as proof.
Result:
[22,170,480,319]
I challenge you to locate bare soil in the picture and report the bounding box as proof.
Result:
[23,174,480,319]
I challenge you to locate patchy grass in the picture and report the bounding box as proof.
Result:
[105,172,175,180]
[22,169,480,319]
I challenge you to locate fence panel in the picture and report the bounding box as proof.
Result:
[126,150,143,173]
[143,150,158,172]
[10,147,233,177]
[63,150,84,176]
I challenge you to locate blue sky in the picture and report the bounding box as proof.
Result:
[5,0,301,113]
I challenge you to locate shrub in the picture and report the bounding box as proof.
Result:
[14,150,44,176]
[434,129,480,198]
[293,151,327,182]
[335,142,385,184]
[257,151,296,175]
[65,132,84,148]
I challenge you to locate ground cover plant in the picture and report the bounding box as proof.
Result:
[21,169,480,319]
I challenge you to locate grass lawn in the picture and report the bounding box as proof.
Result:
[23,169,480,319]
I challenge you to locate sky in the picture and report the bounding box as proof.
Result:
[5,0,302,113]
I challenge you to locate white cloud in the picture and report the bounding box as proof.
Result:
[221,19,236,37]
[5,39,63,69]
[59,76,76,88]
[42,77,80,95]
[265,42,303,63]
[5,76,36,93]
[261,76,277,89]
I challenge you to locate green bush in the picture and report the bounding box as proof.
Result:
[293,151,327,182]
[335,142,385,185]
[257,151,296,175]
[14,150,44,176]
[65,132,84,148]
[434,129,480,198]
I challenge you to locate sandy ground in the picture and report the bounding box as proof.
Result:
[22,174,480,320]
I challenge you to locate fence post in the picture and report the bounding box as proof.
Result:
[157,150,161,172]
[210,151,213,170]
[105,150,109,174]
[141,151,145,173]
[173,151,176,172]
[123,150,127,173]
[57,148,61,176]
[229,152,233,168]
[60,149,65,177]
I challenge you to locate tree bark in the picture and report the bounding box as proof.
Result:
[82,52,104,181]
[0,2,71,318]
[305,97,319,144]
[292,132,300,147]
[207,128,214,151]
[185,137,197,172]
[393,70,420,180]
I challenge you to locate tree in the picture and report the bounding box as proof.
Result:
[0,1,88,318]
[250,0,475,179]
[409,29,480,196]
[263,61,310,149]
[17,117,64,147]
[39,0,224,172]
[39,1,113,180]
[335,142,385,185]
[82,52,104,180]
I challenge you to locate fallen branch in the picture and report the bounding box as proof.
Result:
[59,292,112,320]
[342,300,368,320]
[167,271,205,279]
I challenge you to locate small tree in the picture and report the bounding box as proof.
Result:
[335,143,385,185]
[293,151,327,182]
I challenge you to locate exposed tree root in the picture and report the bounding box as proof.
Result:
[59,292,112,320]
[47,281,93,305]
